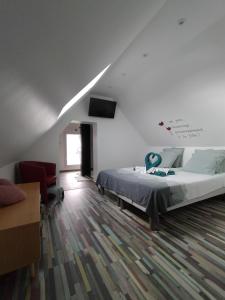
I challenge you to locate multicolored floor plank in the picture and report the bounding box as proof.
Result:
[1,182,225,299]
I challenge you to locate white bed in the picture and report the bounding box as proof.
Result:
[106,167,225,213]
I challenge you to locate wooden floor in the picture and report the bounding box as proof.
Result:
[1,176,225,299]
[59,171,92,191]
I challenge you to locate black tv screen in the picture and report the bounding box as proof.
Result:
[88,98,117,118]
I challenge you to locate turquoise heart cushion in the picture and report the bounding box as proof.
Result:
[145,152,162,171]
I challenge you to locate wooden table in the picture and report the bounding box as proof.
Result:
[0,182,40,276]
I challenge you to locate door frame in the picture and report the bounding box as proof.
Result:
[59,121,96,176]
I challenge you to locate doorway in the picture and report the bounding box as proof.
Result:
[59,122,94,177]
[60,122,81,171]
[66,133,81,168]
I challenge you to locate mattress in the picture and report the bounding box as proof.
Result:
[103,167,225,210]
[153,168,225,202]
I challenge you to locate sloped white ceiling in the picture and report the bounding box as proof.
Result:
[2,0,225,168]
[95,0,225,146]
[0,0,164,167]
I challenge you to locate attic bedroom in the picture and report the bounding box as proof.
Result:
[1,0,225,299]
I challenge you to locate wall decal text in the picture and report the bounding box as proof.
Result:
[158,118,204,139]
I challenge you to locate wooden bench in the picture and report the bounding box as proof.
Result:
[0,182,40,277]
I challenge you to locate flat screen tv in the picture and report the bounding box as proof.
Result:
[88,98,117,118]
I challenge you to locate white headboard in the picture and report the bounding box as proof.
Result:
[147,146,225,166]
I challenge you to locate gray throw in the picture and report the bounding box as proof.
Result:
[96,168,178,229]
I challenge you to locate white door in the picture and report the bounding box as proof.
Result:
[64,133,81,170]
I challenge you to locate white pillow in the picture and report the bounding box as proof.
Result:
[158,151,179,168]
[163,148,184,167]
[183,149,225,175]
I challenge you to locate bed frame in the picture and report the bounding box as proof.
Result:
[99,186,225,230]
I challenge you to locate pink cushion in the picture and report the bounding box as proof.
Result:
[0,178,13,185]
[0,185,26,207]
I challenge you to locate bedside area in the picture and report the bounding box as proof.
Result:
[0,182,40,277]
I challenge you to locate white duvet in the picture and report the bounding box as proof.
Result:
[134,167,225,202]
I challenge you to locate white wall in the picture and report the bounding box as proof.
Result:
[0,0,159,168]
[0,161,16,181]
[21,96,148,179]
[97,2,225,148]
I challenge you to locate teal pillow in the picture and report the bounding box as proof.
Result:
[183,149,225,175]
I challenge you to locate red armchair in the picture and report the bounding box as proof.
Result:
[18,161,56,204]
